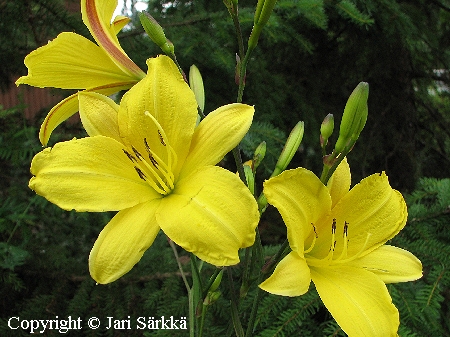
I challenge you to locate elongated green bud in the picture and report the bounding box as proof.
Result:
[253,141,266,170]
[189,65,205,112]
[271,121,304,177]
[204,291,221,306]
[334,82,369,154]
[248,0,278,50]
[139,12,174,56]
[208,269,223,293]
[244,164,255,195]
[320,113,334,147]
[254,0,277,26]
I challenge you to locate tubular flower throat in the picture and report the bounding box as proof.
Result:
[29,55,259,284]
[259,159,422,337]
[16,0,145,146]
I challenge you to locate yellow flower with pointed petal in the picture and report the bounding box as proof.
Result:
[16,0,145,146]
[29,55,259,284]
[260,159,422,337]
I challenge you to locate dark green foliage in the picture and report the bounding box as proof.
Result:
[388,177,450,337]
[1,103,448,336]
[0,0,87,90]
[118,0,450,190]
[241,121,286,177]
[1,0,450,336]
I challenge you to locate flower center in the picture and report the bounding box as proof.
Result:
[305,219,372,267]
[122,111,178,195]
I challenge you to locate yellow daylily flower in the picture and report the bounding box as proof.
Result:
[260,159,422,337]
[29,55,259,284]
[16,0,145,146]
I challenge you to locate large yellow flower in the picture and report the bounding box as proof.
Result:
[260,159,422,336]
[29,56,259,284]
[16,0,145,146]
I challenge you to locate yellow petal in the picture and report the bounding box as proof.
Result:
[16,32,138,89]
[29,136,161,211]
[259,251,311,296]
[82,0,144,77]
[79,92,121,141]
[348,245,422,284]
[263,168,332,254]
[89,200,161,284]
[39,83,134,146]
[118,56,198,176]
[180,103,255,178]
[312,172,407,257]
[157,166,259,266]
[326,157,351,207]
[311,265,399,337]
[112,15,129,34]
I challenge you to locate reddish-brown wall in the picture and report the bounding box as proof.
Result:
[0,78,65,120]
[0,0,82,119]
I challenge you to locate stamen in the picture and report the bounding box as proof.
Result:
[142,138,175,188]
[137,157,172,193]
[304,223,318,254]
[324,219,337,261]
[305,219,373,267]
[336,221,349,261]
[342,232,372,263]
[144,111,176,175]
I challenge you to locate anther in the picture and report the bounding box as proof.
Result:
[149,155,158,168]
[123,149,137,162]
[132,147,144,160]
[144,138,151,152]
[312,223,318,238]
[158,130,166,146]
[135,167,147,180]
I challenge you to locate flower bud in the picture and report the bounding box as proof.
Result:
[320,113,334,147]
[248,0,278,50]
[253,141,266,170]
[189,65,205,112]
[254,0,277,26]
[271,121,304,177]
[244,163,255,195]
[208,269,223,293]
[334,82,369,154]
[139,12,174,56]
[203,291,221,306]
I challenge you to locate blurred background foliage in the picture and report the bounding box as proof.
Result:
[1,0,449,335]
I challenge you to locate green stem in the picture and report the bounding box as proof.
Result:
[244,286,264,337]
[188,289,195,337]
[232,146,246,183]
[320,147,351,184]
[227,268,245,337]
[261,239,290,277]
[198,303,208,337]
[169,239,191,291]
[169,240,194,336]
